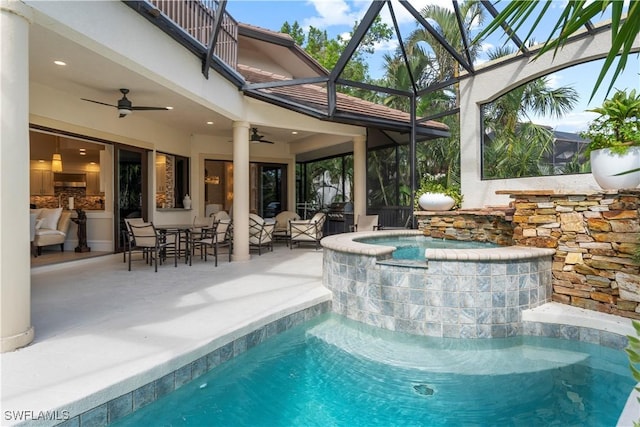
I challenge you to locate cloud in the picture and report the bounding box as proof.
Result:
[545,73,561,89]
[531,110,597,133]
[301,0,449,32]
[302,0,361,29]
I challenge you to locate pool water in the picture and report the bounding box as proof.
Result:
[355,236,500,260]
[112,314,634,427]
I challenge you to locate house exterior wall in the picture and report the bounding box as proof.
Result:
[458,28,640,208]
[25,0,363,239]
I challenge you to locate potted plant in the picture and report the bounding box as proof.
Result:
[582,89,640,190]
[415,176,463,211]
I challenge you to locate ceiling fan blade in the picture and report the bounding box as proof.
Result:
[131,106,171,111]
[260,139,275,144]
[81,98,117,108]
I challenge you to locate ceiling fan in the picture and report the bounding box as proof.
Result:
[250,127,275,144]
[81,88,170,118]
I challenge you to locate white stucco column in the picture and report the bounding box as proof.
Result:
[232,121,250,261]
[352,135,366,219]
[1,0,34,352]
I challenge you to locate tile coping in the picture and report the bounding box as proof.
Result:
[321,229,555,260]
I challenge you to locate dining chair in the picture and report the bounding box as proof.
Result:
[190,219,233,267]
[189,215,215,262]
[128,222,177,272]
[123,217,146,263]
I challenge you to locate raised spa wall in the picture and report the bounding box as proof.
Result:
[417,189,640,321]
[322,231,554,339]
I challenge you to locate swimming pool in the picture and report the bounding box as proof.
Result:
[111,314,633,426]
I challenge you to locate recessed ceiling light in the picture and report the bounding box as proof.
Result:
[291,131,298,135]
[166,106,174,110]
[207,121,214,125]
[89,161,96,165]
[54,60,66,66]
[38,159,45,163]
[79,148,86,152]
[80,152,86,156]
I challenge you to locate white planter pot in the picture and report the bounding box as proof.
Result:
[418,193,455,211]
[590,147,640,190]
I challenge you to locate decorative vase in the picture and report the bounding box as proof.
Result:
[590,147,640,190]
[418,193,455,211]
[183,194,192,209]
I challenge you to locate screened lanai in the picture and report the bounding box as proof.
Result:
[136,0,638,218]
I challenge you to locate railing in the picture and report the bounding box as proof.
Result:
[148,0,238,70]
[368,206,414,229]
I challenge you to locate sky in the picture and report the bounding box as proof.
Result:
[225,0,640,133]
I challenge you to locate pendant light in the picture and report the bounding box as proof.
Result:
[51,136,63,172]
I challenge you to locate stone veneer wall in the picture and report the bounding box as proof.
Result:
[416,190,640,321]
[416,208,514,245]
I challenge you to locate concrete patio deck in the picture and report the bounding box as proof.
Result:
[1,245,330,426]
[2,242,639,426]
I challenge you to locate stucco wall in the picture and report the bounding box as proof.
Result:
[458,28,640,208]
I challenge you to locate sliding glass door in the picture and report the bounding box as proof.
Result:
[114,145,148,252]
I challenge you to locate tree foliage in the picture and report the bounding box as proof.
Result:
[280,17,392,93]
[474,0,640,100]
[482,47,580,178]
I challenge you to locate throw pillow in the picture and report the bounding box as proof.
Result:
[35,219,44,230]
[39,207,62,230]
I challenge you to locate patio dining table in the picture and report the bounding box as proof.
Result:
[155,223,212,264]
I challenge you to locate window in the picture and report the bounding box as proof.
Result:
[156,152,190,209]
[480,55,639,179]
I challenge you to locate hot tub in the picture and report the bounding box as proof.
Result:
[321,230,556,338]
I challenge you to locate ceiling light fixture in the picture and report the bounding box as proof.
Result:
[118,108,132,117]
[53,60,66,66]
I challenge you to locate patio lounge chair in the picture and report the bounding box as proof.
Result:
[273,210,300,245]
[249,213,274,255]
[289,212,326,249]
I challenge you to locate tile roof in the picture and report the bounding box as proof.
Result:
[238,64,449,134]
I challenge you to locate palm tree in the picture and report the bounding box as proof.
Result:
[409,2,484,188]
[482,48,580,178]
[474,1,639,100]
[406,2,485,85]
